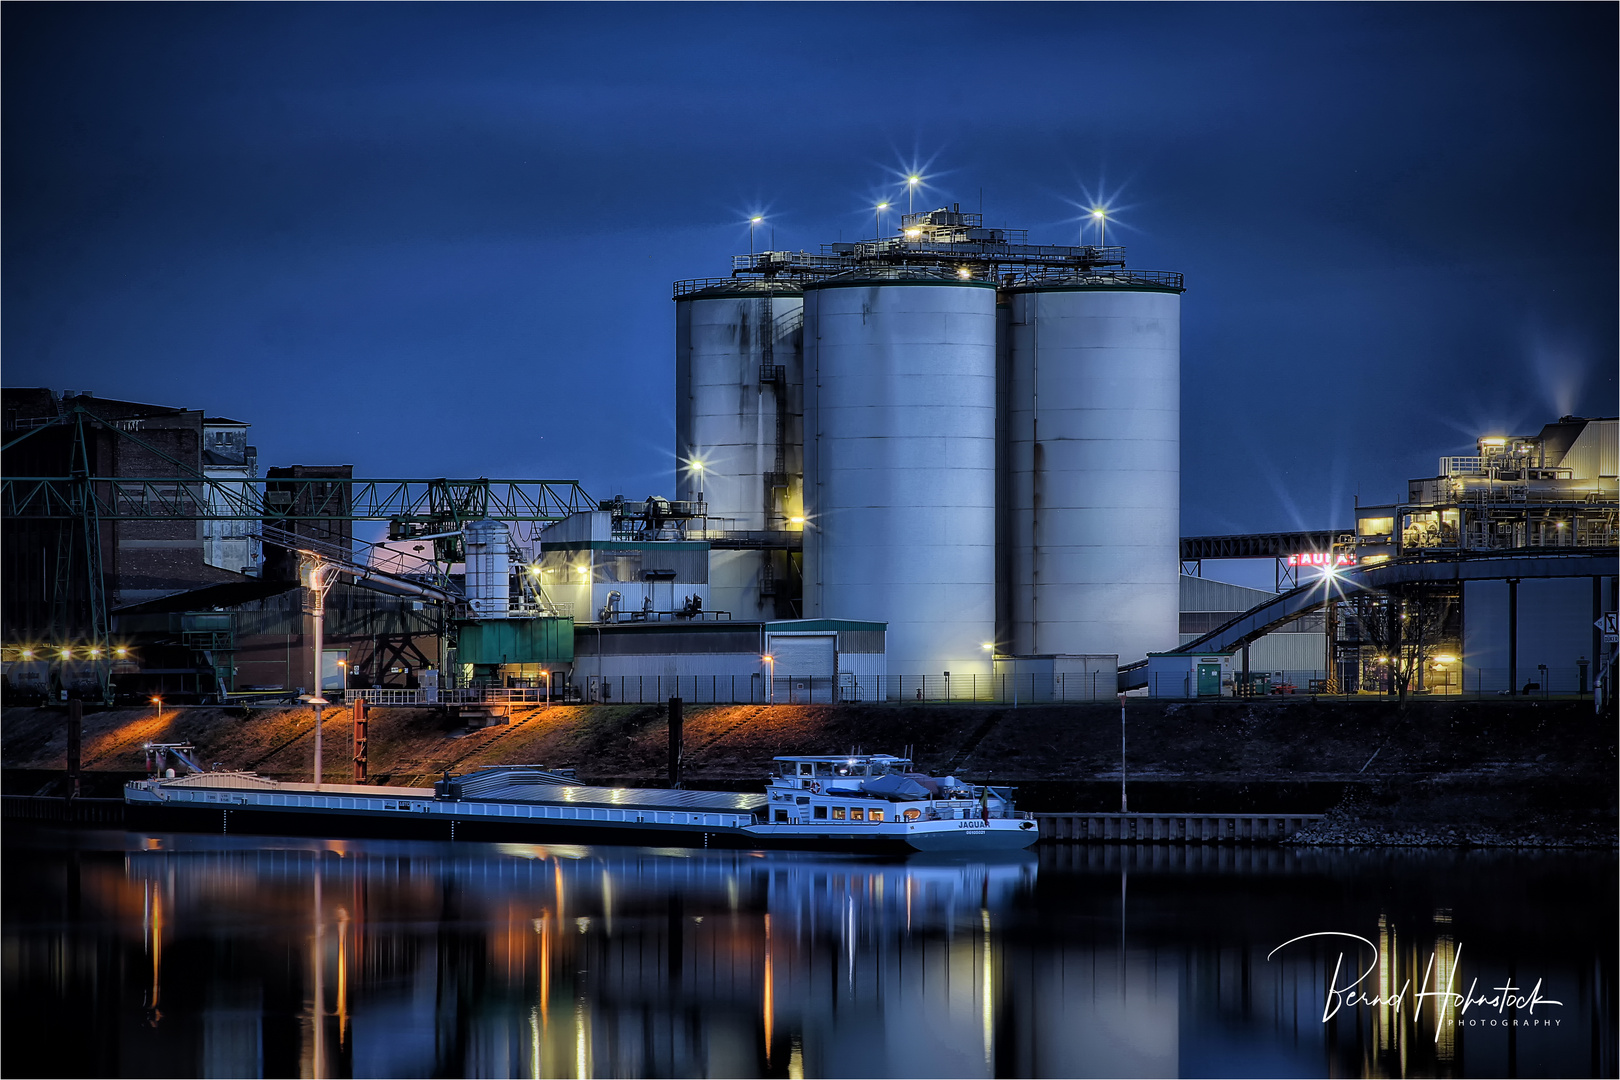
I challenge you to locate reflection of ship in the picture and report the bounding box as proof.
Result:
[98,834,1042,1077]
[124,751,1039,852]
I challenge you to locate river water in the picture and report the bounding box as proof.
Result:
[3,827,1613,1079]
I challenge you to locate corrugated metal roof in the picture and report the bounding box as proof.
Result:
[1180,574,1275,612]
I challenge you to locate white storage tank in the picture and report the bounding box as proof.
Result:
[803,269,998,678]
[675,281,804,620]
[1004,272,1183,664]
[463,519,512,619]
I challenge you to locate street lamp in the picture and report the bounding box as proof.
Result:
[750,216,763,259]
[907,175,920,214]
[690,458,705,504]
[762,653,775,704]
[298,554,353,790]
[1091,207,1107,247]
[1117,692,1128,812]
[151,696,162,722]
[875,202,889,241]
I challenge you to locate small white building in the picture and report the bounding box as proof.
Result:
[569,618,887,704]
[536,511,710,622]
[1143,651,1237,698]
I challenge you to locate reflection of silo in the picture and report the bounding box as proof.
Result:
[463,519,511,619]
[1005,276,1183,663]
[674,282,804,620]
[803,271,998,677]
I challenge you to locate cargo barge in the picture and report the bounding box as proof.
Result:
[124,752,1039,853]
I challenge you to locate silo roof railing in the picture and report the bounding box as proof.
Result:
[672,277,809,299]
[1004,268,1186,292]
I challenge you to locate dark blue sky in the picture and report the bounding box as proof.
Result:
[5,3,1615,538]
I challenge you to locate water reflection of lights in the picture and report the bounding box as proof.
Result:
[980,908,994,1067]
[763,913,775,1063]
[35,837,1603,1078]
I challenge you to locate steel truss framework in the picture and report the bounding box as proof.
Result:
[2,406,592,701]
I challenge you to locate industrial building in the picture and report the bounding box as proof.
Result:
[7,208,1612,711]
[1347,415,1617,696]
[675,204,1184,680]
[1149,416,1617,698]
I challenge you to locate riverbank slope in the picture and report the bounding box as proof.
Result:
[4,698,1613,845]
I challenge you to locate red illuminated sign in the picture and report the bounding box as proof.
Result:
[1285,553,1357,568]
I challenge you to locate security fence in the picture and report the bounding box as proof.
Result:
[343,666,1606,706]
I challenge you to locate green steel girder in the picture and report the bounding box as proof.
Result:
[1,476,594,523]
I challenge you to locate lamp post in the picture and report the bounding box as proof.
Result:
[298,554,351,790]
[151,696,162,723]
[907,175,920,214]
[1117,692,1128,813]
[762,653,775,704]
[875,202,889,241]
[750,216,763,260]
[1091,207,1107,247]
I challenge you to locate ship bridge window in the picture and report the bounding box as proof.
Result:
[778,763,795,777]
[815,762,834,776]
[798,762,815,776]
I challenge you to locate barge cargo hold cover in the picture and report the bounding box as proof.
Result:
[125,757,1039,852]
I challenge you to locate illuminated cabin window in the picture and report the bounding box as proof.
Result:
[812,805,826,819]
[832,807,846,820]
[850,808,865,821]
[869,809,884,822]
[903,808,920,822]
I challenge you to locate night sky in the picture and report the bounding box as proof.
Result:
[5,3,1615,547]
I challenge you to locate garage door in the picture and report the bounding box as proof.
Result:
[768,634,835,678]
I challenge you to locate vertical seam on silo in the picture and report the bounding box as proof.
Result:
[1031,290,1040,655]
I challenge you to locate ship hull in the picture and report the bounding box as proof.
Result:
[123,785,1037,853]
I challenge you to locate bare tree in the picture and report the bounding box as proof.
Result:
[1341,586,1455,703]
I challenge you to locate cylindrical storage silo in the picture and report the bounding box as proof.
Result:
[1005,273,1183,664]
[675,281,804,621]
[463,519,511,619]
[803,270,998,678]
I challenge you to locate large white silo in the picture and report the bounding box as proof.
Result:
[675,282,804,620]
[1005,277,1183,664]
[463,519,512,619]
[803,271,998,677]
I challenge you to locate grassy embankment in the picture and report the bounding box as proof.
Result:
[4,697,1613,844]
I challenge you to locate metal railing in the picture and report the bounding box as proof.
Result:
[1003,267,1185,291]
[577,672,1117,705]
[1139,666,1604,700]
